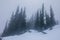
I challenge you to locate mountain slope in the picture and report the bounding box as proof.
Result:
[2,25,60,40]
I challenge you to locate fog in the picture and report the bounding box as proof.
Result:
[0,0,60,34]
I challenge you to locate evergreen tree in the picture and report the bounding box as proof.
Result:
[34,3,45,32]
[45,11,50,30]
[2,11,16,37]
[1,21,8,37]
[49,6,56,30]
[39,3,45,31]
[21,8,26,32]
[35,10,40,30]
[16,8,23,33]
[2,6,27,37]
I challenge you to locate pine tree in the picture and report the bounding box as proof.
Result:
[2,6,27,37]
[45,11,50,30]
[34,3,45,32]
[21,8,26,32]
[49,6,56,30]
[1,21,8,37]
[35,10,40,30]
[39,3,45,31]
[13,8,27,34]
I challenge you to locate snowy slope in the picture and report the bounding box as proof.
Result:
[2,25,60,40]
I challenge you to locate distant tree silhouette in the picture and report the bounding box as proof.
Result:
[39,3,45,31]
[49,6,56,30]
[29,15,35,30]
[1,4,57,37]
[34,4,57,32]
[1,6,27,37]
[45,11,50,30]
[20,8,26,32]
[1,21,8,37]
[35,10,40,30]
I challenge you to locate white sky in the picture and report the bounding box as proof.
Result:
[0,0,60,34]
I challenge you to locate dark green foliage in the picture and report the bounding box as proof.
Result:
[2,6,27,37]
[34,4,57,32]
[1,4,57,37]
[34,4,45,32]
[1,21,8,37]
[39,4,45,31]
[20,8,26,32]
[45,11,50,30]
[35,10,40,30]
[49,6,56,30]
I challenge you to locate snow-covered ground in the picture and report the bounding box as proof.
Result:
[2,25,60,40]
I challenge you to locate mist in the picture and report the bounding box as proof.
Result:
[0,0,60,34]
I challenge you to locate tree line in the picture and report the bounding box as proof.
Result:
[34,4,56,32]
[1,4,57,37]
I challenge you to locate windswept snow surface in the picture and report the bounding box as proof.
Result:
[2,25,60,40]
